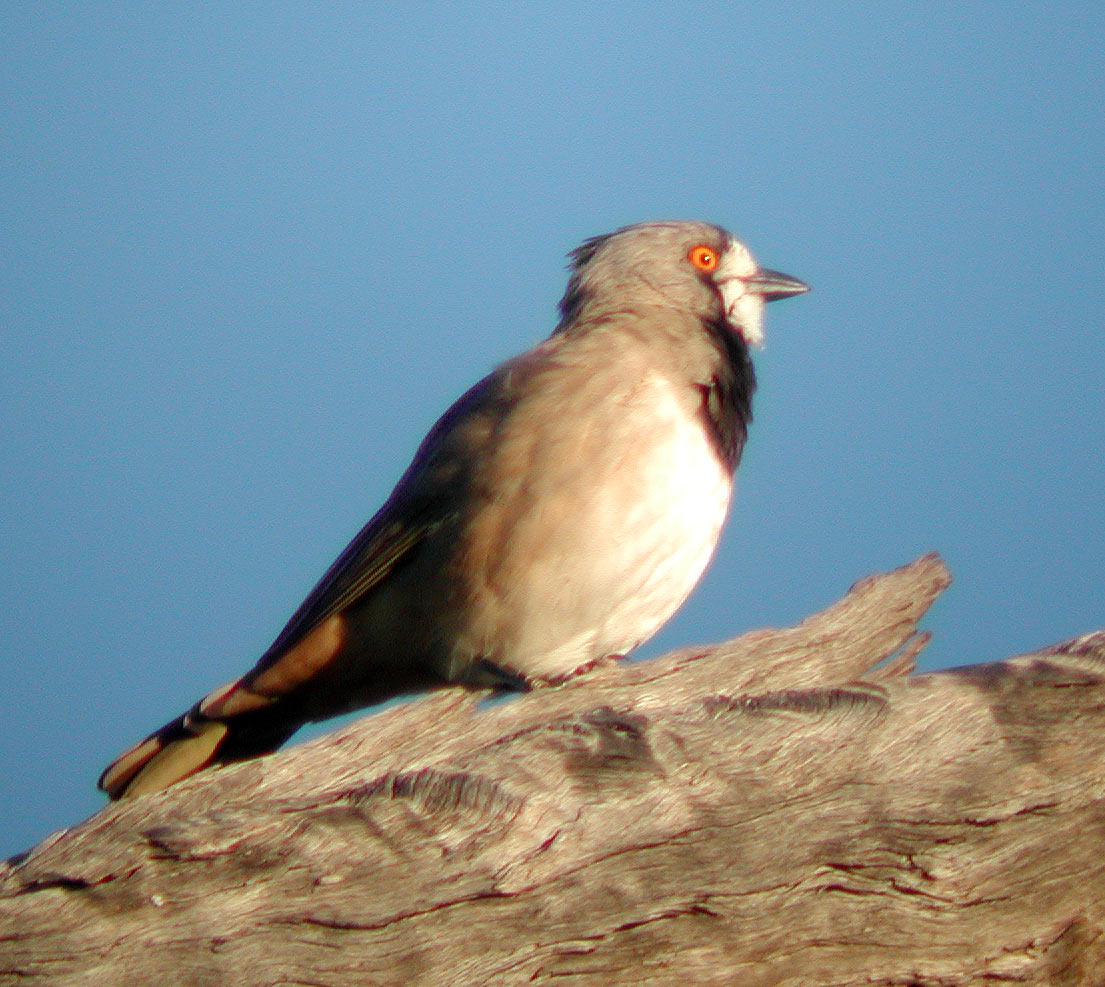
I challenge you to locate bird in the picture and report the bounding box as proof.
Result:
[98,220,808,799]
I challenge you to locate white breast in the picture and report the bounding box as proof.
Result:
[472,370,734,682]
[590,375,733,657]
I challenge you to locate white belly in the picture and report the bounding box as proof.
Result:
[453,370,734,682]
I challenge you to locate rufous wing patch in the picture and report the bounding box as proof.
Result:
[196,614,348,720]
[197,677,278,719]
[247,613,348,697]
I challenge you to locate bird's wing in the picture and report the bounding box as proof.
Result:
[96,499,455,799]
[100,345,566,802]
[97,370,508,799]
[249,369,511,675]
[253,499,453,668]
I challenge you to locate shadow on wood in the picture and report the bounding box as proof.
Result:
[3,554,1104,985]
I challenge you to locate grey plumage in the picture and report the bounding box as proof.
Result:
[99,220,808,798]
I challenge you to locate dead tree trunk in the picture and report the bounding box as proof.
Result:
[3,554,1104,986]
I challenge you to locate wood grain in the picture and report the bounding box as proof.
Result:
[4,554,1103,985]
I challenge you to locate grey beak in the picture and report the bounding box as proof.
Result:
[748,269,810,302]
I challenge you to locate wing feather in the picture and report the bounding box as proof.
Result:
[248,364,518,673]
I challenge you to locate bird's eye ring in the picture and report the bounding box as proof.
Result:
[688,245,719,272]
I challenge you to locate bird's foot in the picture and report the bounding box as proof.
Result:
[473,659,535,692]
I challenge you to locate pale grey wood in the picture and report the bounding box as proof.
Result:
[3,554,1104,986]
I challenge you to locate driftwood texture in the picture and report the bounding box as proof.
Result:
[3,553,1105,986]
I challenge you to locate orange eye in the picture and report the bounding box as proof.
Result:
[688,244,719,272]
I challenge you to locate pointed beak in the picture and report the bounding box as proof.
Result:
[747,268,810,302]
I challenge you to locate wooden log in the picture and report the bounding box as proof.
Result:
[3,554,1104,986]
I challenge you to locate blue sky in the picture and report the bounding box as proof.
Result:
[2,3,1102,858]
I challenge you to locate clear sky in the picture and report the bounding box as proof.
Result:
[2,3,1102,858]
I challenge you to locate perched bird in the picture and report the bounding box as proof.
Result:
[99,220,807,798]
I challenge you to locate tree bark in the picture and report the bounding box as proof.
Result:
[3,553,1104,986]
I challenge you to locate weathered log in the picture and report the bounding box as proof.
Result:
[3,554,1104,985]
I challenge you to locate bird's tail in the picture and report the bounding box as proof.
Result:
[98,677,303,799]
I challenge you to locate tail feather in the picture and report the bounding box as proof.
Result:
[100,614,357,798]
[98,681,305,799]
[98,608,446,798]
[99,717,230,799]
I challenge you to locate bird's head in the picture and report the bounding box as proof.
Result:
[558,220,808,349]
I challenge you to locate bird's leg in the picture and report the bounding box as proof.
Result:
[472,659,535,692]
